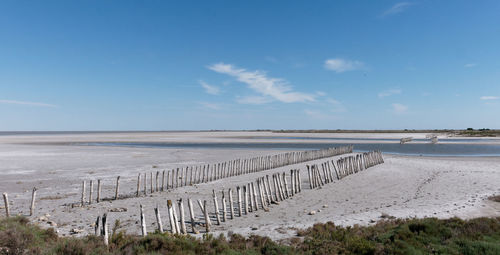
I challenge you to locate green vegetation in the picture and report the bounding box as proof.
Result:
[1,216,500,254]
[271,129,500,137]
[458,128,500,137]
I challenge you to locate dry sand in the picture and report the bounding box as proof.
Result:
[0,131,499,240]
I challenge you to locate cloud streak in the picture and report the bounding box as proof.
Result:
[199,80,220,95]
[0,99,57,107]
[208,63,315,103]
[392,103,408,114]
[324,58,364,73]
[381,2,413,16]
[378,89,402,98]
[480,96,498,100]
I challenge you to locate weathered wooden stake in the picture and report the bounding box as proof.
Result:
[81,181,86,206]
[97,179,101,203]
[187,199,199,234]
[154,205,164,233]
[237,186,242,216]
[243,186,249,214]
[95,215,101,235]
[89,181,93,205]
[136,173,141,197]
[30,187,37,216]
[140,204,147,236]
[172,201,180,233]
[114,176,120,200]
[167,200,177,234]
[222,191,227,221]
[3,193,9,217]
[102,213,109,246]
[178,199,187,234]
[203,200,210,233]
[212,190,221,225]
[229,188,235,219]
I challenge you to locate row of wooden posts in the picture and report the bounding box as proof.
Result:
[2,188,38,218]
[93,169,303,245]
[307,151,384,189]
[79,146,352,206]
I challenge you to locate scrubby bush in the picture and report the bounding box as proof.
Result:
[1,216,500,254]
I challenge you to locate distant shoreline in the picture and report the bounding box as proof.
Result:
[1,129,498,137]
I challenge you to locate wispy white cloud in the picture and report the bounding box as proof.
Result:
[265,56,278,63]
[326,98,346,112]
[199,80,220,95]
[315,91,326,96]
[236,96,272,105]
[381,2,414,16]
[199,102,221,110]
[464,63,478,68]
[324,58,364,73]
[480,96,499,100]
[0,99,57,107]
[392,103,408,114]
[304,110,328,119]
[208,63,316,103]
[378,89,402,98]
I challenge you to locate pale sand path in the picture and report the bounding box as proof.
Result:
[0,132,499,240]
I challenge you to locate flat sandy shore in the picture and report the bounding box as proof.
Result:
[1,131,499,240]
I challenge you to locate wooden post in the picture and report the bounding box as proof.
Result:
[155,171,159,192]
[212,190,221,225]
[237,186,242,217]
[114,176,120,200]
[167,200,177,234]
[81,181,86,206]
[187,199,199,234]
[229,188,235,219]
[2,193,9,217]
[95,215,101,235]
[257,179,266,209]
[166,170,170,190]
[175,168,179,188]
[266,175,274,203]
[162,170,165,191]
[150,172,154,193]
[222,191,227,221]
[203,200,210,233]
[102,213,109,246]
[30,187,37,216]
[197,199,211,226]
[283,172,289,198]
[140,204,147,236]
[262,177,270,205]
[143,173,147,195]
[172,201,180,233]
[243,186,249,214]
[136,173,141,197]
[178,199,187,234]
[307,165,313,189]
[97,179,101,203]
[89,181,93,205]
[247,184,254,212]
[154,205,163,233]
[251,182,258,211]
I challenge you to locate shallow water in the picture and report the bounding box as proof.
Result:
[75,142,500,157]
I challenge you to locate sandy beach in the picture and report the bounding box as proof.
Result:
[1,131,499,240]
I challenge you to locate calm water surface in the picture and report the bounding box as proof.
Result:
[76,142,500,157]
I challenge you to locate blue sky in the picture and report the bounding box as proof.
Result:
[1,1,499,131]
